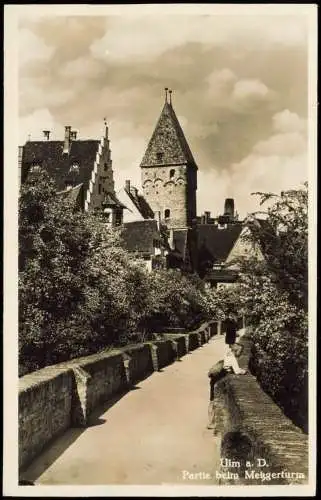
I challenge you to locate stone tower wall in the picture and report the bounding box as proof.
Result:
[141,163,196,228]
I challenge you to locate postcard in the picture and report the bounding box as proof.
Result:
[3,3,317,497]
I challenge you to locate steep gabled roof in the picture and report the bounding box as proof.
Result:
[103,192,127,209]
[197,223,243,263]
[21,140,100,192]
[125,187,155,219]
[140,102,197,168]
[56,183,84,209]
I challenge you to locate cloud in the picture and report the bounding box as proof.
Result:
[272,109,307,133]
[253,132,306,157]
[18,14,309,215]
[197,106,307,218]
[19,28,55,67]
[232,79,269,101]
[90,14,307,62]
[19,108,61,142]
[59,56,106,79]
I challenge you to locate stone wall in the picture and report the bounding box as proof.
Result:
[19,320,218,472]
[19,368,74,471]
[213,335,308,485]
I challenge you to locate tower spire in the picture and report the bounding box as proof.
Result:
[164,87,168,103]
[169,89,173,105]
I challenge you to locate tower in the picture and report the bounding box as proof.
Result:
[140,89,198,229]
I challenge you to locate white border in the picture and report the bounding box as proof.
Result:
[3,4,317,497]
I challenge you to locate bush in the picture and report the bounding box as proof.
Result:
[19,172,216,375]
[141,269,213,333]
[205,185,309,431]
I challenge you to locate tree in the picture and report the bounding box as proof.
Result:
[205,184,309,431]
[242,183,308,310]
[18,171,151,373]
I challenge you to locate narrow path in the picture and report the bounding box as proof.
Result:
[23,335,227,485]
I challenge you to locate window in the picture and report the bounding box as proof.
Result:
[104,162,108,171]
[153,239,160,249]
[29,164,41,173]
[103,210,111,222]
[156,151,164,162]
[115,209,123,227]
[169,168,175,179]
[69,163,79,174]
[164,209,170,219]
[98,184,102,194]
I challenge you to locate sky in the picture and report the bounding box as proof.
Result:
[18,7,311,218]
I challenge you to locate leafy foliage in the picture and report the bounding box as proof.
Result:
[206,185,309,431]
[19,172,214,375]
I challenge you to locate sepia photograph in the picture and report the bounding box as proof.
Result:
[3,3,317,496]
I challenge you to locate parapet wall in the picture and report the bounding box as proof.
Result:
[19,320,218,472]
[213,335,308,485]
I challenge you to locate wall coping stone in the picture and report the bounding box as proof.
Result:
[214,333,308,485]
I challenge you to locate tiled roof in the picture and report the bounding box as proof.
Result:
[140,102,197,168]
[197,223,243,263]
[56,183,84,209]
[121,220,159,254]
[21,140,100,192]
[125,188,155,219]
[103,192,127,209]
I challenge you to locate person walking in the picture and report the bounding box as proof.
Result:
[224,312,237,349]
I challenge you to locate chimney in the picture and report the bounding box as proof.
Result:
[155,210,161,230]
[201,214,206,225]
[204,211,211,224]
[43,130,50,141]
[130,186,138,198]
[125,180,130,192]
[70,130,78,141]
[169,228,175,250]
[224,198,235,218]
[63,126,72,155]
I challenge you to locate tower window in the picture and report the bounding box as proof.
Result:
[164,209,170,219]
[169,168,175,179]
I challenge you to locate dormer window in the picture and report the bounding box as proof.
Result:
[156,152,164,162]
[69,163,79,174]
[29,164,41,173]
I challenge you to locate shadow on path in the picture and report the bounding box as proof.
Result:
[21,387,137,482]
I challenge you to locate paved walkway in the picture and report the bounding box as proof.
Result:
[23,335,228,485]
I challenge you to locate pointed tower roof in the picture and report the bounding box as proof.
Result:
[140,93,197,168]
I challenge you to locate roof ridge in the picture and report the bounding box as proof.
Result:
[167,103,196,164]
[140,101,197,168]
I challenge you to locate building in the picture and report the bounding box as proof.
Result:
[140,88,198,231]
[116,180,155,223]
[120,219,169,272]
[20,90,264,279]
[20,122,125,225]
[197,199,266,288]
